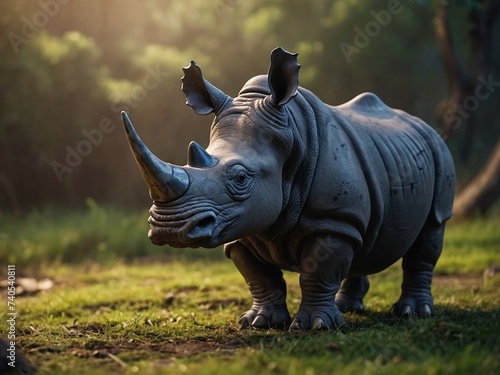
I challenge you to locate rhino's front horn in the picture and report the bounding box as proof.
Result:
[121,111,189,203]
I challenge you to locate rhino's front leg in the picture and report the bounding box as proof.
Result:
[225,241,291,330]
[290,235,353,331]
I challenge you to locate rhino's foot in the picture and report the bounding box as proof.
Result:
[239,305,291,330]
[289,304,346,331]
[335,275,369,313]
[392,222,445,318]
[390,296,433,317]
[335,295,364,313]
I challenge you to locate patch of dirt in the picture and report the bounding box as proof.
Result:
[434,273,483,289]
[81,299,158,313]
[135,337,248,356]
[31,331,265,363]
[63,323,107,337]
[198,297,248,311]
[174,285,201,293]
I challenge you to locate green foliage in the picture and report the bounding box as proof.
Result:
[35,31,101,66]
[447,0,483,10]
[1,0,496,211]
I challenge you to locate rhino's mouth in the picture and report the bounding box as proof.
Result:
[147,204,222,248]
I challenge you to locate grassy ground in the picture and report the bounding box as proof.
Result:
[1,206,499,374]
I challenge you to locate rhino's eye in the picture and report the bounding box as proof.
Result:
[236,171,247,184]
[226,165,257,201]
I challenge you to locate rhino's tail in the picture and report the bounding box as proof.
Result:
[429,134,456,224]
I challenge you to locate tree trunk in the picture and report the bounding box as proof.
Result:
[433,0,500,162]
[453,140,500,219]
[0,173,21,216]
[433,4,473,146]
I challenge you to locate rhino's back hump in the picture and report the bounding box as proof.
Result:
[334,92,455,225]
[336,92,395,119]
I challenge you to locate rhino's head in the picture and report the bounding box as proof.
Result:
[122,47,301,248]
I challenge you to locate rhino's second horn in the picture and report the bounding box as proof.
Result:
[121,111,189,202]
[187,141,218,168]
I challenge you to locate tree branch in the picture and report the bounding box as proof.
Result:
[453,140,500,219]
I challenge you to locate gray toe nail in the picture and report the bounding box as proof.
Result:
[417,304,432,317]
[401,305,413,316]
[312,317,326,330]
[252,315,269,329]
[390,305,396,316]
[289,319,303,332]
[239,317,250,329]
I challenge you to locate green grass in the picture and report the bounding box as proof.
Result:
[1,206,499,374]
[0,199,223,268]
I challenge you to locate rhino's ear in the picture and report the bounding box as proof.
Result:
[181,61,231,116]
[268,47,300,107]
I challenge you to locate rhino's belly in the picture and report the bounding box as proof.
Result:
[348,223,425,276]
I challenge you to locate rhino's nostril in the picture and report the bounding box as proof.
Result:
[197,215,216,230]
[187,213,217,240]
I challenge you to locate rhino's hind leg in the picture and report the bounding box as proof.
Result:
[391,221,446,317]
[290,235,353,331]
[226,241,290,330]
[335,275,370,313]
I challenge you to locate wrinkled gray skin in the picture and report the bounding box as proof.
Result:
[122,47,456,331]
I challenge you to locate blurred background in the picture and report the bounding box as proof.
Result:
[0,1,499,263]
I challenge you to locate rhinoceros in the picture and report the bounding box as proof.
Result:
[121,47,456,331]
